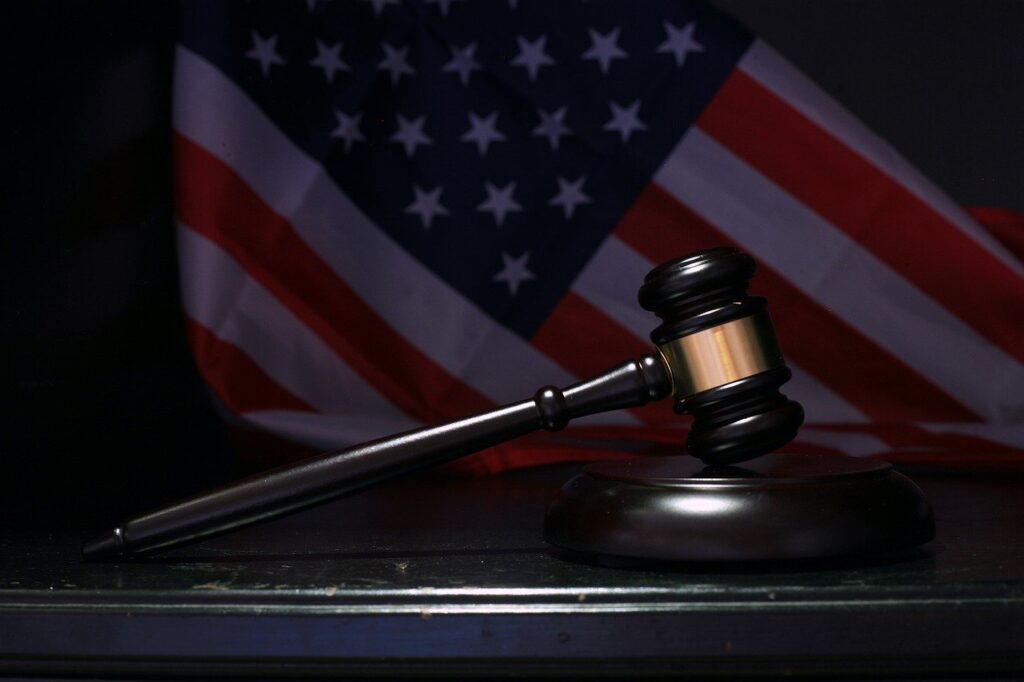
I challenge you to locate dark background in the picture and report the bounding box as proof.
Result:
[714,0,1024,212]
[3,1,1022,526]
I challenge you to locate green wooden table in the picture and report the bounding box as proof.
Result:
[1,463,1021,678]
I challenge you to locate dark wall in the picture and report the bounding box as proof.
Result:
[2,2,231,525]
[712,0,1024,212]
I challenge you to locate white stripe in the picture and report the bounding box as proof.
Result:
[793,428,890,458]
[779,365,869,424]
[573,411,645,427]
[656,128,1024,423]
[739,40,1024,280]
[571,234,656,340]
[572,236,868,424]
[173,45,575,402]
[919,422,1024,451]
[179,225,419,435]
[242,411,422,450]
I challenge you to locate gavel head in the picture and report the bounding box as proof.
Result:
[639,247,804,466]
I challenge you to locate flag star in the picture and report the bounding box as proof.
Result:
[390,114,433,157]
[603,99,647,142]
[426,0,462,15]
[657,20,704,68]
[309,40,349,83]
[378,43,415,85]
[511,35,556,81]
[581,27,628,74]
[443,43,481,86]
[532,106,572,150]
[460,112,506,156]
[405,185,449,229]
[477,182,522,226]
[363,0,398,16]
[245,31,285,77]
[548,176,591,219]
[329,110,365,151]
[493,252,536,296]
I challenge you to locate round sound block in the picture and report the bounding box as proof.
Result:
[544,454,934,562]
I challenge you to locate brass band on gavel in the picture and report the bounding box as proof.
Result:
[656,311,784,398]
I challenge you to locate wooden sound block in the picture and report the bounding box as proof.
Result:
[544,454,934,563]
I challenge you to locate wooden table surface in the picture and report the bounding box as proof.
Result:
[1,462,1022,678]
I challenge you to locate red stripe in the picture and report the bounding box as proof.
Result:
[883,452,1024,471]
[809,422,1024,470]
[442,437,640,476]
[174,133,491,423]
[564,424,1023,469]
[185,317,314,414]
[226,423,321,473]
[617,184,978,421]
[698,70,1024,363]
[507,424,1023,468]
[544,425,848,458]
[967,206,1024,263]
[776,441,847,457]
[532,291,676,424]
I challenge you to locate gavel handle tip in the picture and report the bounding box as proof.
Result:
[81,527,125,561]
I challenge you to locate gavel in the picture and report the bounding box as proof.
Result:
[83,247,806,559]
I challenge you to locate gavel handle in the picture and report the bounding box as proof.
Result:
[82,354,672,559]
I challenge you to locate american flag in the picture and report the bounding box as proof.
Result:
[174,0,1024,473]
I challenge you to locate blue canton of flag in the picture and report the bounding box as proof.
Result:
[180,0,749,336]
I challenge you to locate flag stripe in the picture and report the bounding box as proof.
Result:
[616,183,977,422]
[793,428,890,458]
[186,319,314,415]
[173,46,576,403]
[574,233,869,424]
[811,423,1024,456]
[697,69,1024,365]
[174,133,492,422]
[656,127,1024,422]
[561,425,857,458]
[178,225,420,432]
[738,40,1024,280]
[563,422,1022,460]
[238,410,424,451]
[778,441,848,457]
[920,422,1024,451]
[966,207,1024,262]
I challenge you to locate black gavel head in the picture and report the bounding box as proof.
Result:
[639,247,804,466]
